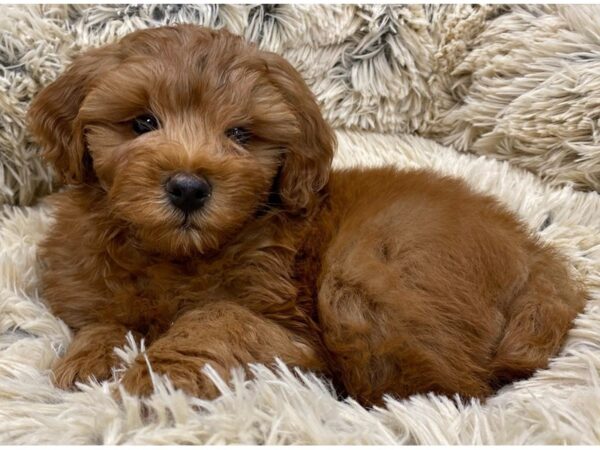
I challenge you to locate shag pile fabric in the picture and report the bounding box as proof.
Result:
[0,4,599,445]
[2,4,600,205]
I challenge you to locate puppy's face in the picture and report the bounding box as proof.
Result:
[28,26,335,255]
[79,31,294,255]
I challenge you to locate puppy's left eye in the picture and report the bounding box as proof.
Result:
[132,114,160,135]
[226,127,251,145]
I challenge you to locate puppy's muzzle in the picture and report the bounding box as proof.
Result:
[165,172,212,213]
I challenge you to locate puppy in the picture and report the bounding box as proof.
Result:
[28,25,586,405]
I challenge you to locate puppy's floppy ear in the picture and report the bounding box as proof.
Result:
[261,51,335,214]
[28,46,119,184]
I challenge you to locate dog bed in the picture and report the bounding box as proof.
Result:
[1,4,599,444]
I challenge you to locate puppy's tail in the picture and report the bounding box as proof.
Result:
[489,244,587,389]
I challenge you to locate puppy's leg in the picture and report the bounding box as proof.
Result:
[120,302,325,398]
[52,323,132,389]
[318,273,495,405]
[317,234,501,405]
[490,248,586,388]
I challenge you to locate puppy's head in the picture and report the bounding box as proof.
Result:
[28,25,335,256]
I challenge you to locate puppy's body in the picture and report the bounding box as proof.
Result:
[40,166,585,403]
[31,25,586,405]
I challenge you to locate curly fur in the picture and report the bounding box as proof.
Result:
[28,25,586,406]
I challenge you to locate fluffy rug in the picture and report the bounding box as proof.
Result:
[1,4,600,445]
[1,130,600,444]
[2,4,600,205]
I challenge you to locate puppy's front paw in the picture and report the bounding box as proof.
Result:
[50,324,130,390]
[52,350,117,389]
[120,355,222,399]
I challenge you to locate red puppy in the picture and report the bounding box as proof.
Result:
[28,25,586,405]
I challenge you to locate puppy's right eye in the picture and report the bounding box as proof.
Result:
[132,114,159,135]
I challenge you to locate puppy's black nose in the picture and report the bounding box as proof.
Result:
[165,173,211,213]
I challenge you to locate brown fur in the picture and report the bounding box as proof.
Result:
[28,25,587,406]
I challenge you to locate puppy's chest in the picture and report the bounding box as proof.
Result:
[106,251,297,327]
[98,229,315,334]
[124,259,220,302]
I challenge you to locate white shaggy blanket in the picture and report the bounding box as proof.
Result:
[3,4,600,205]
[1,131,599,444]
